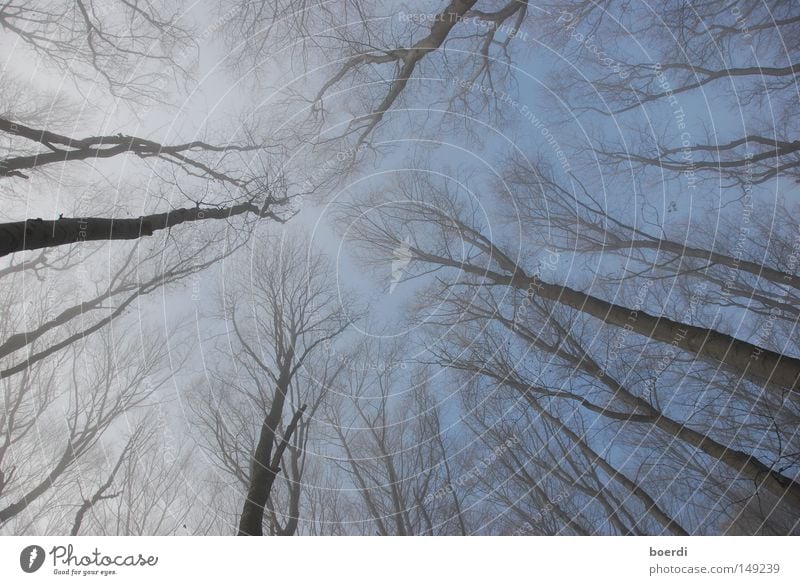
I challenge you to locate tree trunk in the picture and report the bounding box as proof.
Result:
[237,373,305,536]
[521,393,689,535]
[529,277,800,391]
[237,375,288,536]
[501,318,800,509]
[411,236,800,391]
[0,204,268,258]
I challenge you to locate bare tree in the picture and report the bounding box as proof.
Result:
[334,162,800,533]
[0,323,176,531]
[339,172,800,391]
[432,284,800,527]
[0,0,195,103]
[222,0,536,155]
[192,233,351,535]
[4,0,798,538]
[323,342,468,535]
[0,113,295,257]
[504,158,800,297]
[69,423,147,536]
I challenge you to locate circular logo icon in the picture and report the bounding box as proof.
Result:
[20,545,45,573]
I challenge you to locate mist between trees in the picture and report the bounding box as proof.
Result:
[1,0,799,535]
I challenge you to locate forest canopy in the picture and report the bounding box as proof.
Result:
[0,0,799,536]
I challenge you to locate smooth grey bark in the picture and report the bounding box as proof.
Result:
[412,245,800,391]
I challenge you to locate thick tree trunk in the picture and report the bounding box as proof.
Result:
[0,203,263,258]
[237,374,306,536]
[527,277,800,391]
[412,234,800,391]
[237,371,289,536]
